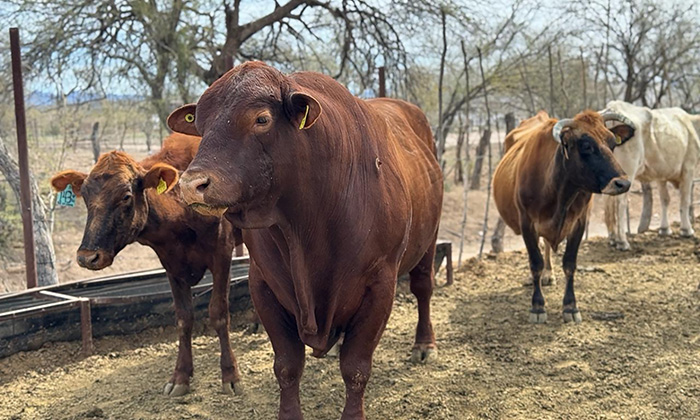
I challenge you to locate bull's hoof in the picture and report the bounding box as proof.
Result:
[563,309,582,324]
[658,227,671,236]
[680,228,695,238]
[410,345,437,364]
[222,380,244,396]
[529,310,547,324]
[163,382,190,397]
[615,241,631,251]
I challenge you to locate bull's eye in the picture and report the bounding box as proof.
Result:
[122,194,132,202]
[256,116,269,125]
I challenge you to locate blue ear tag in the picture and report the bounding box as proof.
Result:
[56,184,77,207]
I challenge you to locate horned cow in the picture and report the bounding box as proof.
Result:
[493,110,635,324]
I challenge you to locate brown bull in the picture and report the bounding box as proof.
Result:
[167,61,443,420]
[493,110,635,324]
[50,134,243,397]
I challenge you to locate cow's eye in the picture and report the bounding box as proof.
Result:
[122,193,132,202]
[256,116,269,125]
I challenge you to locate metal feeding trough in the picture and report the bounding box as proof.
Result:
[0,241,452,359]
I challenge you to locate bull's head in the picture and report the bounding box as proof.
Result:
[168,61,322,228]
[51,153,178,270]
[551,111,634,195]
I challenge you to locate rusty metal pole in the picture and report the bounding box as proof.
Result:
[378,66,386,98]
[80,299,94,355]
[10,28,38,290]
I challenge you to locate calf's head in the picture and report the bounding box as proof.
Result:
[50,153,178,270]
[167,61,322,227]
[552,110,634,195]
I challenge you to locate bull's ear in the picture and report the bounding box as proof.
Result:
[287,92,322,130]
[50,170,87,197]
[610,124,635,147]
[167,104,200,136]
[143,163,179,194]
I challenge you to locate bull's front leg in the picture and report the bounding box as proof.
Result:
[210,254,243,395]
[164,275,195,397]
[249,264,305,420]
[521,219,546,323]
[339,271,396,420]
[562,217,586,324]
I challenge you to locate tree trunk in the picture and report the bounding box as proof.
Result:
[90,122,100,163]
[469,130,490,190]
[638,182,653,233]
[0,137,58,286]
[491,113,516,254]
[119,121,128,151]
[436,8,448,166]
[454,117,465,184]
[145,131,152,153]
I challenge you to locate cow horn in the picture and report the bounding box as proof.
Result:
[601,112,636,131]
[551,119,575,144]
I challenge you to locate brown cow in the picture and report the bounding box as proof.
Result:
[167,61,443,420]
[493,110,635,324]
[50,134,243,397]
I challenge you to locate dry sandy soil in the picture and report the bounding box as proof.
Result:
[1,231,699,420]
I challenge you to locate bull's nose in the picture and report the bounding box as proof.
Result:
[77,249,103,270]
[179,170,210,204]
[602,177,631,195]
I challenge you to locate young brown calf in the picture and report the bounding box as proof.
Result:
[51,134,243,397]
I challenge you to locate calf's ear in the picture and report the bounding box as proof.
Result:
[51,170,87,197]
[609,124,635,147]
[286,92,322,130]
[143,163,179,194]
[167,104,200,136]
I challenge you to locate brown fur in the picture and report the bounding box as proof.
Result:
[493,110,632,322]
[171,61,443,419]
[50,133,244,396]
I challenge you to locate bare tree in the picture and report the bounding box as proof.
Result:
[0,136,57,286]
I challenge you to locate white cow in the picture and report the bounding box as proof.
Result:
[604,100,700,250]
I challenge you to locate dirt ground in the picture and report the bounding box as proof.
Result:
[1,231,699,420]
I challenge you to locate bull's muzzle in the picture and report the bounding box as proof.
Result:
[601,177,631,195]
[76,249,113,270]
[179,170,227,217]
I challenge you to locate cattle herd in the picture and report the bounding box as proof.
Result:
[50,61,699,419]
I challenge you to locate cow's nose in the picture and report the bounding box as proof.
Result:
[179,170,210,204]
[602,177,631,195]
[77,249,103,270]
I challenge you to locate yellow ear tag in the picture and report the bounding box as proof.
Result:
[156,177,167,195]
[615,135,622,145]
[299,105,310,130]
[184,113,195,123]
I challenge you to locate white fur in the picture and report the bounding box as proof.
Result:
[604,101,700,250]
